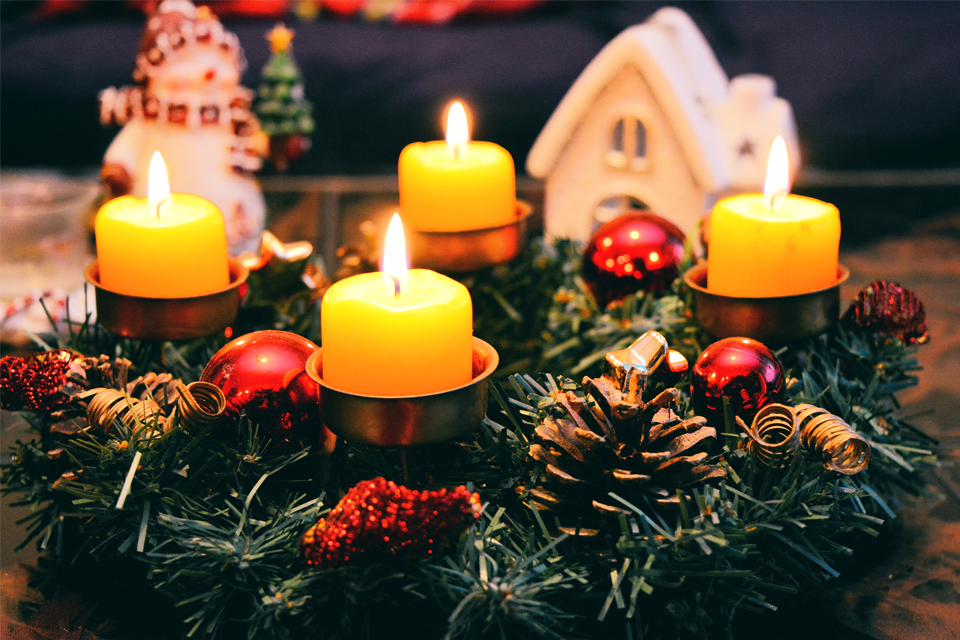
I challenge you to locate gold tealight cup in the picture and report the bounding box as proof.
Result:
[406,201,532,273]
[85,258,248,341]
[305,337,499,447]
[683,261,850,344]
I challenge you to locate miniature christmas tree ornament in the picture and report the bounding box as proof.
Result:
[256,23,315,172]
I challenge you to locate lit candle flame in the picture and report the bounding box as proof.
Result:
[445,101,469,160]
[381,213,408,297]
[763,136,790,211]
[148,151,171,219]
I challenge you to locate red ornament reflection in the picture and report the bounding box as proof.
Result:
[691,337,785,425]
[201,330,328,453]
[582,212,686,308]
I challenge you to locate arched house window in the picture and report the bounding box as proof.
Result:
[605,116,648,171]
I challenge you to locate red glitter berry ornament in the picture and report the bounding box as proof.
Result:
[0,349,75,411]
[845,280,928,345]
[582,212,686,308]
[300,477,481,569]
[0,356,29,410]
[201,330,330,453]
[691,337,785,425]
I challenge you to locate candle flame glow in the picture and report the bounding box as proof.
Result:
[148,151,171,219]
[445,101,469,159]
[763,136,790,211]
[382,213,408,297]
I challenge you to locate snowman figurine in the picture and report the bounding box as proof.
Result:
[100,0,266,254]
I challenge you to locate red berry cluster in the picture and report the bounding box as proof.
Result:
[845,281,928,345]
[0,350,74,411]
[300,477,481,569]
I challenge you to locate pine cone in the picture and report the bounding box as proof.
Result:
[844,280,928,345]
[64,355,183,406]
[62,354,132,392]
[51,356,184,434]
[524,332,724,532]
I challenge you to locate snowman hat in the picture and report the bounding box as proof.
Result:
[133,0,246,84]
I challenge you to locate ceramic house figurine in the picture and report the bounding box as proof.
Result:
[99,0,266,253]
[526,7,800,242]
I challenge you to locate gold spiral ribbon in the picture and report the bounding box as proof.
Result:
[737,403,800,469]
[82,388,162,434]
[173,381,226,434]
[795,404,870,475]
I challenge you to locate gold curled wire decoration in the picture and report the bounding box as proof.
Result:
[81,388,162,434]
[795,404,871,475]
[736,403,800,469]
[173,381,226,434]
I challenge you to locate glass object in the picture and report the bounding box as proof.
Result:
[0,172,99,342]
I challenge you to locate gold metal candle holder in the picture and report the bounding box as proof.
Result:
[683,261,850,343]
[406,201,533,273]
[305,337,499,447]
[85,258,248,341]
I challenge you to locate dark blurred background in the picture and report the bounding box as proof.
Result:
[2,0,959,241]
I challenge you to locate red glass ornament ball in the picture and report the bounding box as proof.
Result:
[691,337,785,426]
[582,212,686,308]
[201,330,327,453]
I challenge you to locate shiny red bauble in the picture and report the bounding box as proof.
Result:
[691,337,785,426]
[201,330,328,453]
[582,212,686,308]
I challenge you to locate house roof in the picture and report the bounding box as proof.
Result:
[525,7,730,192]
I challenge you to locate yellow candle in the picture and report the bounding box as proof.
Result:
[95,153,229,298]
[321,214,473,396]
[707,138,840,297]
[399,102,517,232]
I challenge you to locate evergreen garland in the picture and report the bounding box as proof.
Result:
[2,239,933,639]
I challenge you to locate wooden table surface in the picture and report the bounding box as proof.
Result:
[830,212,960,640]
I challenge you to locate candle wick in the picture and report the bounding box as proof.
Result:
[448,141,466,161]
[390,274,401,298]
[156,197,168,219]
[766,190,786,212]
